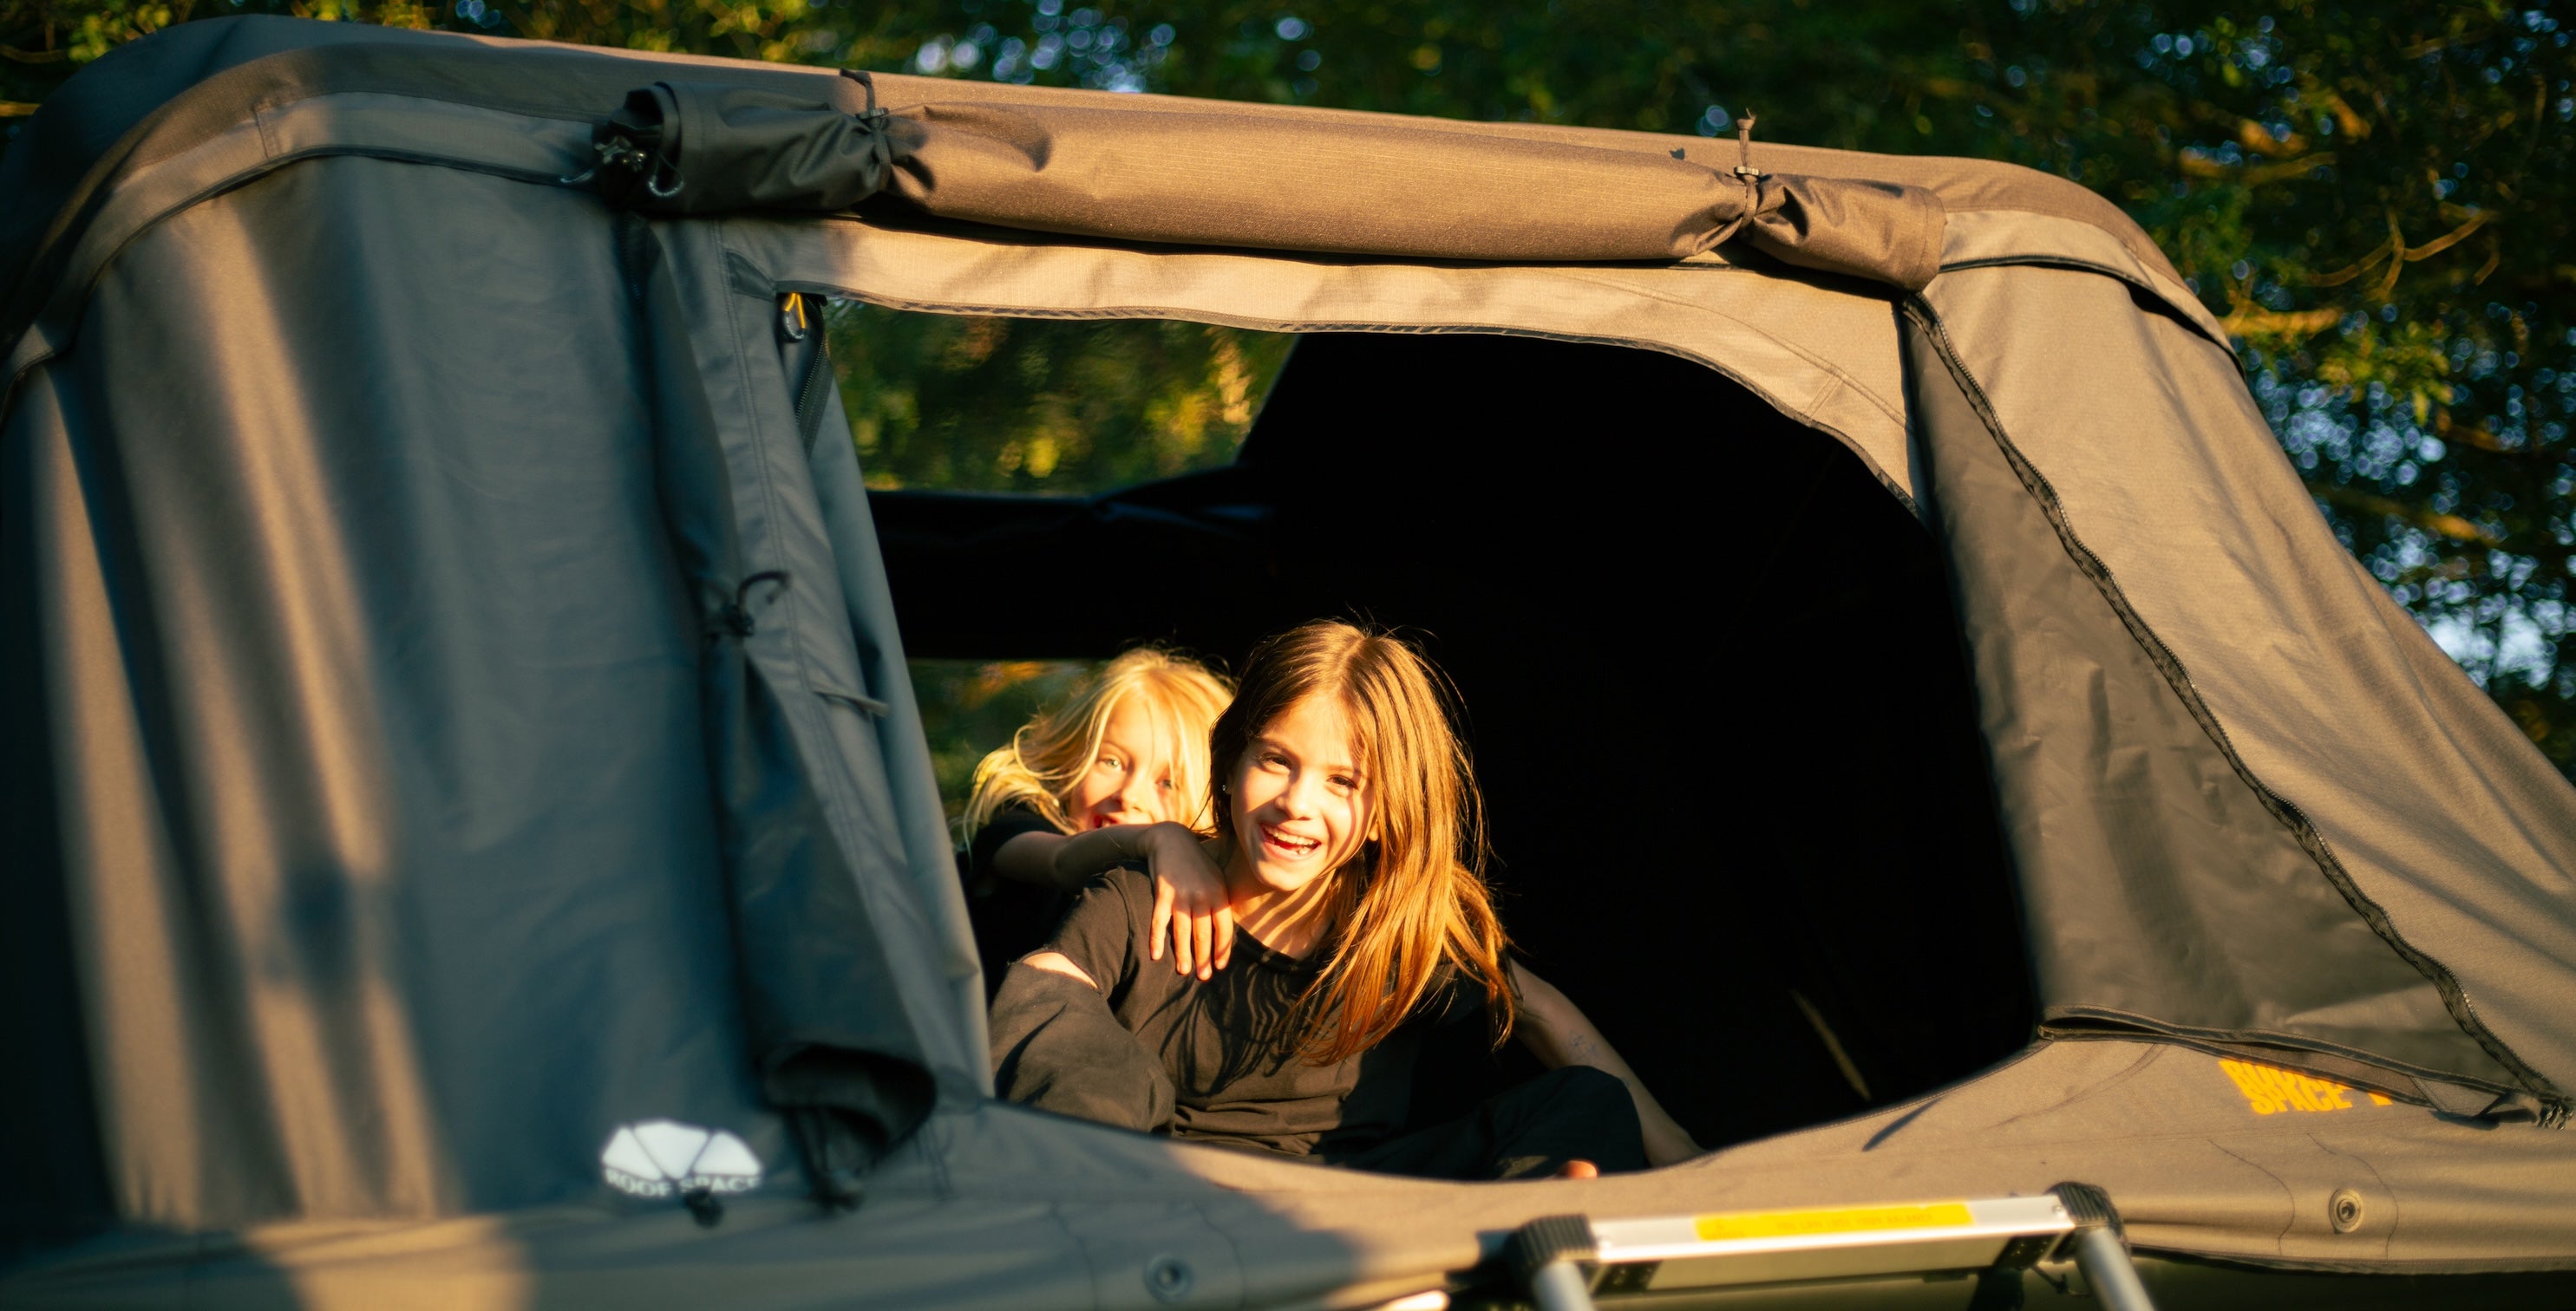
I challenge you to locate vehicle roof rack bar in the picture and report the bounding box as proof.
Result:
[1500,1183,2156,1310]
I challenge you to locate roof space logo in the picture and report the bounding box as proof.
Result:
[600,1119,763,1199]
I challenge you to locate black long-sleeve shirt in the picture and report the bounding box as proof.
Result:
[989,867,1477,1158]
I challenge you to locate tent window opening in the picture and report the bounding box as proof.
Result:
[825,302,1294,496]
[855,312,2035,1157]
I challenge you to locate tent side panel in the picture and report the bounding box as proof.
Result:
[1925,266,2576,1106]
[1903,304,2527,1102]
[10,157,820,1228]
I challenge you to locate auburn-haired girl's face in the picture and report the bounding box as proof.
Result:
[1227,692,1375,895]
[1062,695,1180,829]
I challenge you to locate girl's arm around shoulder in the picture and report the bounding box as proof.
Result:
[991,821,1233,979]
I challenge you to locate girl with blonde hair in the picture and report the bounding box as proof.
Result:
[961,647,1244,985]
[991,621,1696,1178]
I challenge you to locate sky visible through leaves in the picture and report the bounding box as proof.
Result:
[7,0,2573,782]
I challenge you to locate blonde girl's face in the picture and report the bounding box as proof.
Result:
[1228,693,1375,897]
[1062,695,1181,829]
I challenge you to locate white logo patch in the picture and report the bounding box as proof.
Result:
[600,1119,763,1198]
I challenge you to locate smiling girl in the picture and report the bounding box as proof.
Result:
[990,621,1696,1178]
[961,648,1239,990]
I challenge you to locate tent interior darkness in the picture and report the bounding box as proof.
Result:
[874,329,2035,1151]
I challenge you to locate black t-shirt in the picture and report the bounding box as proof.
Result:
[962,802,1074,1001]
[966,801,1062,888]
[1040,867,1479,1158]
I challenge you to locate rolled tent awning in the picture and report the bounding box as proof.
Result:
[583,75,1945,284]
[898,95,1945,282]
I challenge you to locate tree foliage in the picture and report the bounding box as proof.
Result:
[830,307,1291,492]
[7,0,2573,776]
[910,656,1099,823]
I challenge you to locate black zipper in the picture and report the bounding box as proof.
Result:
[777,291,836,458]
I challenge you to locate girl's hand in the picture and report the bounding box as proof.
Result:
[1142,823,1233,979]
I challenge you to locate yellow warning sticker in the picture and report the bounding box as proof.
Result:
[2218,1058,2396,1114]
[1695,1202,1975,1243]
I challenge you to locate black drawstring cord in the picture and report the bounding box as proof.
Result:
[839,68,898,199]
[677,1134,728,1228]
[568,85,685,203]
[716,570,791,638]
[561,133,679,197]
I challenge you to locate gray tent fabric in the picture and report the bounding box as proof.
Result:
[5,155,787,1226]
[850,67,2174,290]
[619,207,938,1197]
[8,1049,2575,1305]
[873,100,1946,285]
[1903,304,2535,1107]
[8,16,2576,1308]
[1921,263,2576,1116]
[0,150,967,1229]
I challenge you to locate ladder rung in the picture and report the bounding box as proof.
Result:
[1588,1196,2069,1293]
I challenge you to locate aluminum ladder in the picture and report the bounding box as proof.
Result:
[1501,1181,2155,1310]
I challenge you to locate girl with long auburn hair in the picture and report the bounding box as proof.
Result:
[991,621,1697,1179]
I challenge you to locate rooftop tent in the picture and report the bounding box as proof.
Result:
[5,15,2576,1309]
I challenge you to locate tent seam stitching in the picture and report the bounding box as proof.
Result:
[2038,1020,2511,1099]
[1045,1200,1106,1311]
[2207,1138,2298,1253]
